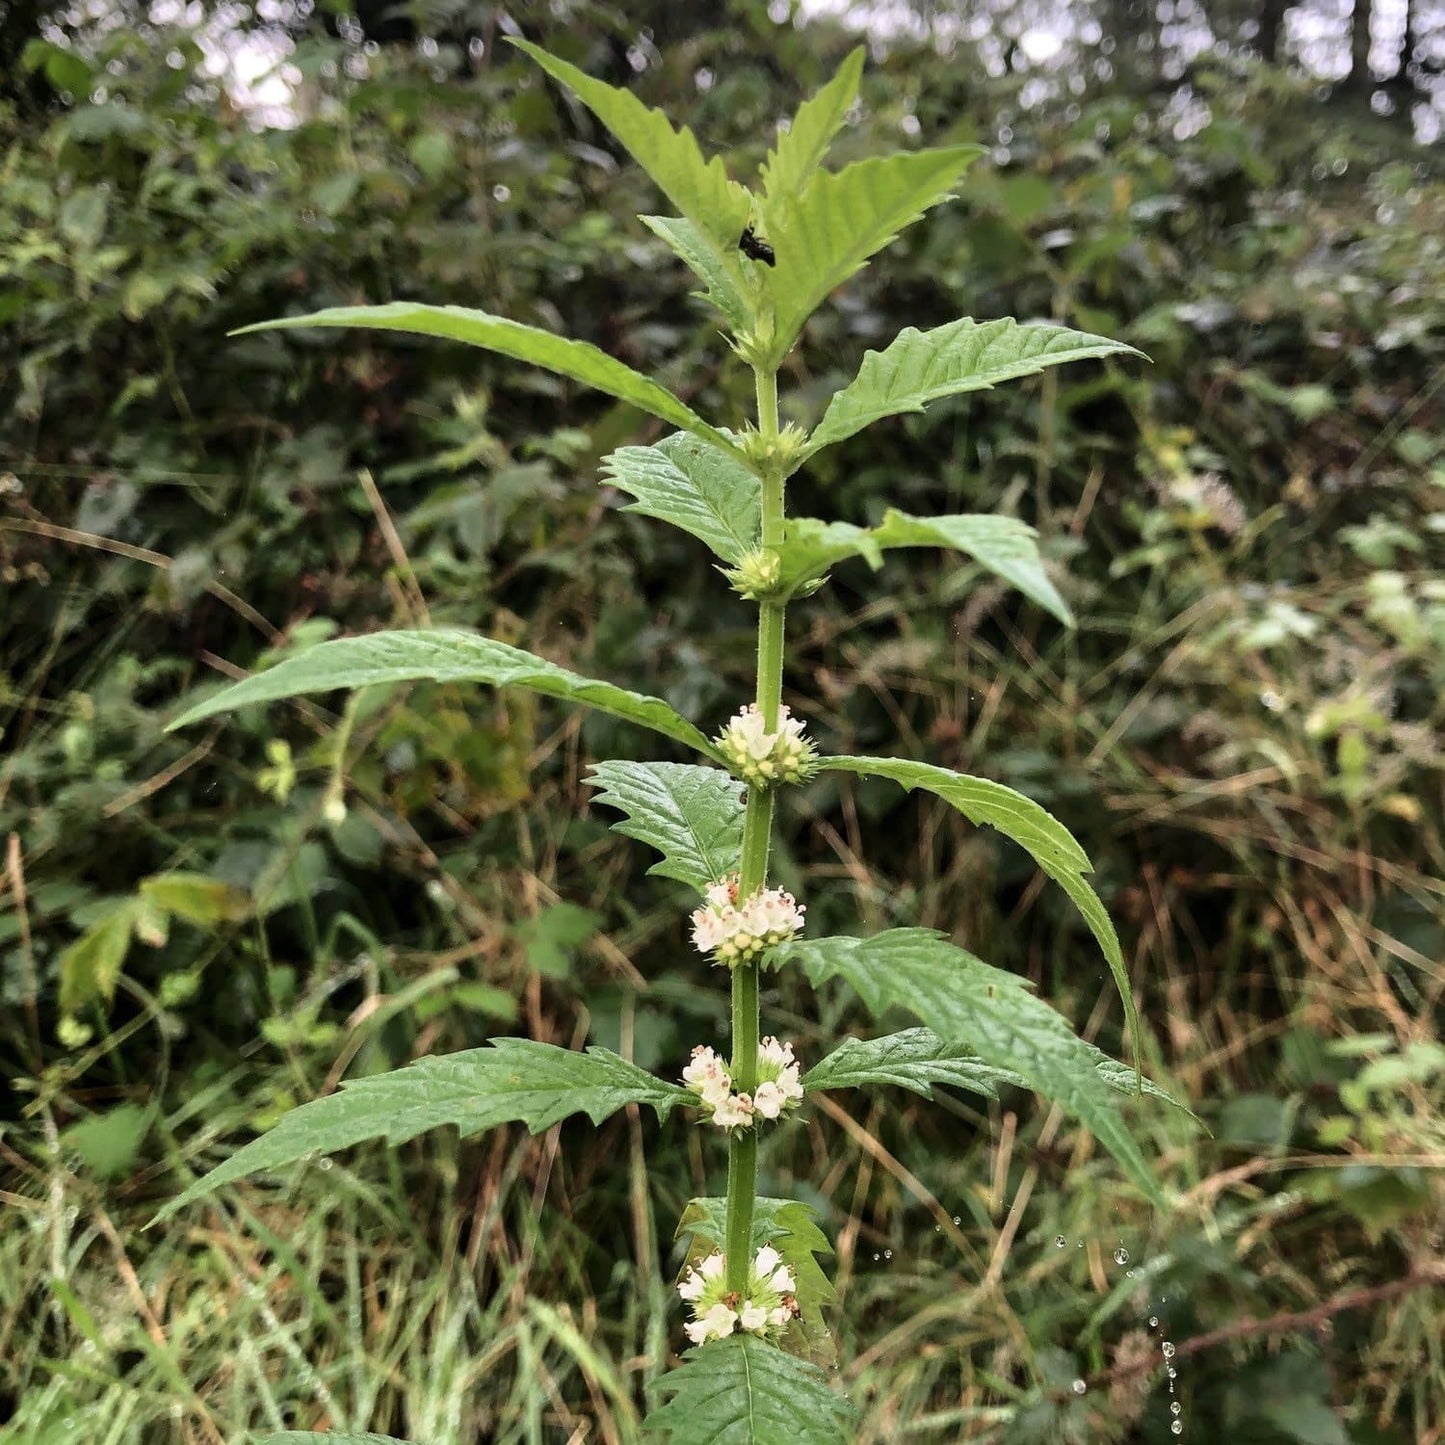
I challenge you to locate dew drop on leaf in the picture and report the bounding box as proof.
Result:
[1071,1379,1086,1396]
[1171,1424,1183,1436]
[1161,1341,1176,1359]
[1149,1316,1159,1328]
[1171,1402,1182,1416]
[1056,1235,1067,1247]
[1113,1246,1129,1265]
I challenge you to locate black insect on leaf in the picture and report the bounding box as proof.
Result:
[738,225,776,266]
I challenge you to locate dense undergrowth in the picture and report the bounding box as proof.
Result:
[1,3,1442,1441]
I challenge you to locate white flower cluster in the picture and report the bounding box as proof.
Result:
[690,874,805,967]
[680,1038,805,1131]
[714,703,817,788]
[677,1246,800,1345]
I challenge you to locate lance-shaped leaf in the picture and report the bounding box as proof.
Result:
[232,303,742,460]
[808,316,1144,454]
[167,630,721,760]
[775,510,1071,623]
[805,1028,1193,1120]
[820,755,1138,1079]
[511,40,752,254]
[644,1333,856,1445]
[587,760,745,893]
[640,215,754,333]
[601,432,761,563]
[152,1039,687,1223]
[772,930,1164,1205]
[805,1028,1026,1100]
[760,146,982,359]
[760,47,865,202]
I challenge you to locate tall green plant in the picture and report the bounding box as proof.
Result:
[157,42,1185,1442]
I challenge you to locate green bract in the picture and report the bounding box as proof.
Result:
[161,41,1182,1444]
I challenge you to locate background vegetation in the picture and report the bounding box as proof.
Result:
[2,1,1442,1441]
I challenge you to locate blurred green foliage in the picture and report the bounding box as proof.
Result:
[1,2,1442,1441]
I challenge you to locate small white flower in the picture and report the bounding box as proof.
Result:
[685,1301,738,1345]
[768,1303,791,1329]
[739,1299,769,1332]
[768,1262,796,1294]
[753,1246,782,1277]
[712,1092,756,1131]
[690,874,805,968]
[753,1080,786,1119]
[715,703,818,789]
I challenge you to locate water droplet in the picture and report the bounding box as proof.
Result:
[1126,1268,1135,1277]
[934,1224,941,1233]
[953,1216,960,1225]
[872,1252,880,1261]
[1171,1424,1183,1437]
[1168,1367,1177,1380]
[492,184,511,202]
[1161,1341,1176,1359]
[884,1249,892,1259]
[1071,1379,1086,1396]
[1056,1235,1067,1248]
[1113,1247,1129,1265]
[318,1157,333,1171]
[1149,1316,1159,1328]
[1171,1402,1182,1416]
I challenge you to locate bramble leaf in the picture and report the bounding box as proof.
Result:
[807,316,1143,454]
[643,1333,856,1444]
[587,760,745,893]
[601,433,761,563]
[760,146,982,358]
[231,303,741,459]
[167,630,720,760]
[820,755,1138,1078]
[776,509,1072,623]
[58,904,137,1015]
[152,1039,687,1223]
[772,930,1167,1205]
[511,40,752,255]
[760,47,864,203]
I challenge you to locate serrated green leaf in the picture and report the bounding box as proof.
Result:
[808,317,1143,454]
[644,1333,856,1444]
[167,630,720,759]
[139,872,251,926]
[776,510,1072,623]
[588,760,745,892]
[511,40,752,254]
[231,304,740,459]
[640,216,753,332]
[152,1039,687,1224]
[772,930,1164,1205]
[602,433,761,563]
[58,903,137,1015]
[760,146,982,358]
[871,511,1073,623]
[804,1028,1025,1099]
[821,755,1137,1079]
[760,47,865,202]
[806,1028,1194,1119]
